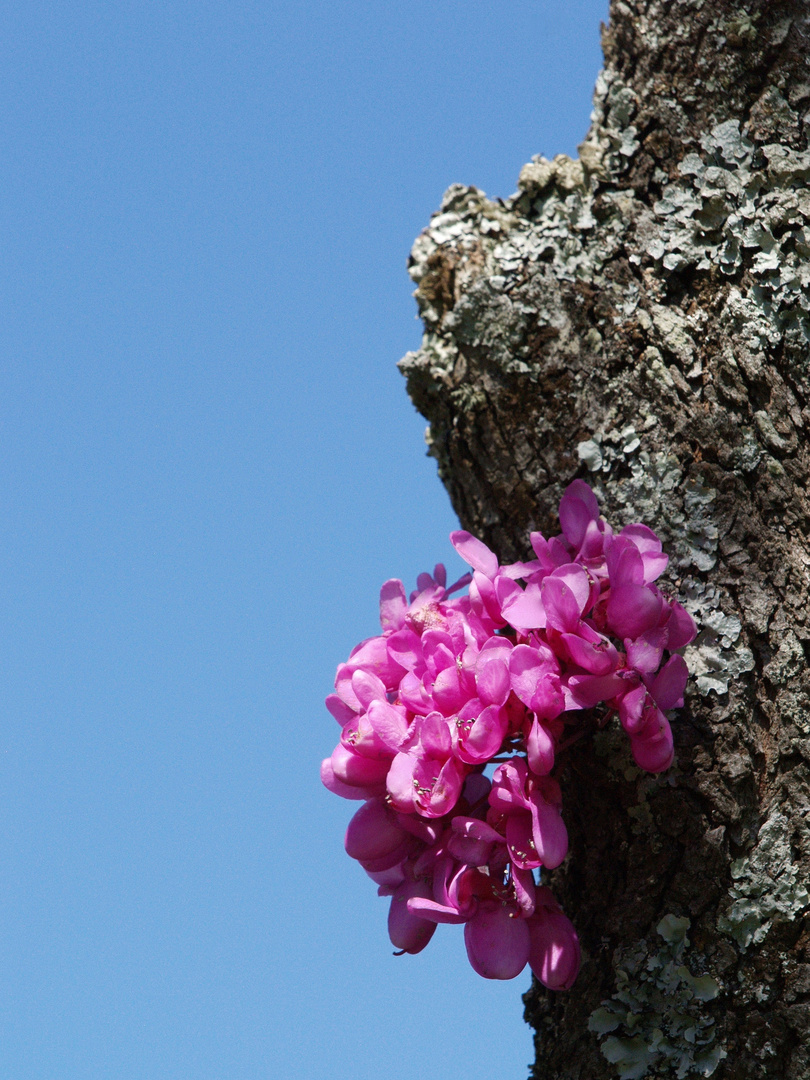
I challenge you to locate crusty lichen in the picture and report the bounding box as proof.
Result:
[404,112,810,403]
[589,915,725,1079]
[647,123,810,349]
[717,812,810,949]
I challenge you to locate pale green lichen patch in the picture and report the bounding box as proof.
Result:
[682,591,755,696]
[650,120,810,345]
[589,916,724,1079]
[717,812,810,948]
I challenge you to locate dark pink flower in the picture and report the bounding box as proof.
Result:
[464,906,531,980]
[488,759,568,869]
[527,887,581,990]
[387,875,438,955]
[322,481,695,987]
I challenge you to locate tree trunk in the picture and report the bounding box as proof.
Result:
[399,2,810,1077]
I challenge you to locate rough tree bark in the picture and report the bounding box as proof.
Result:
[399,2,810,1077]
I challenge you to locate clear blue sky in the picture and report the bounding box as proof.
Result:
[0,3,608,1077]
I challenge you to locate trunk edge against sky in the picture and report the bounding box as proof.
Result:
[399,2,810,1077]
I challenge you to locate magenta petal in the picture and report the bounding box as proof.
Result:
[529,531,557,570]
[396,814,440,845]
[476,658,511,707]
[331,743,390,787]
[379,578,407,632]
[398,672,432,714]
[356,842,412,874]
[388,879,438,953]
[606,584,664,640]
[432,665,474,715]
[406,896,471,925]
[426,757,465,817]
[367,699,410,752]
[450,530,499,578]
[528,908,581,990]
[461,771,492,806]
[498,579,547,629]
[506,813,542,870]
[456,705,507,765]
[620,524,669,581]
[351,668,387,708]
[552,564,591,613]
[512,866,537,917]
[606,537,645,587]
[527,718,555,776]
[620,522,662,556]
[334,663,362,711]
[489,758,530,810]
[625,630,666,675]
[451,816,504,844]
[530,674,563,721]
[420,712,452,756]
[348,635,407,686]
[320,757,370,800]
[447,833,496,867]
[650,654,689,710]
[548,536,571,565]
[500,559,542,580]
[580,518,606,560]
[340,711,392,760]
[641,551,669,583]
[464,907,530,979]
[386,626,424,673]
[559,481,599,549]
[666,600,698,648]
[369,864,406,890]
[631,713,674,772]
[416,571,435,593]
[618,684,648,734]
[510,643,557,707]
[530,797,568,869]
[422,628,455,663]
[561,631,618,675]
[325,693,357,727]
[563,671,626,709]
[478,635,513,663]
[470,571,506,625]
[542,577,582,632]
[386,752,418,813]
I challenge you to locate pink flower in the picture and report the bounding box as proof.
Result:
[322,478,696,987]
[527,888,581,990]
[464,906,531,980]
[386,712,466,818]
[488,759,569,870]
[387,875,437,955]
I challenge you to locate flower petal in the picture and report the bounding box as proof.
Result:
[379,578,407,632]
[450,530,499,578]
[464,907,530,979]
[606,584,664,640]
[388,878,438,952]
[528,908,581,990]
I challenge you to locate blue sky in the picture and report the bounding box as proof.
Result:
[0,3,608,1077]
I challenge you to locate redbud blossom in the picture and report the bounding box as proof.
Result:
[322,481,696,986]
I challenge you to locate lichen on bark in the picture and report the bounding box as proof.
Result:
[399,2,810,1077]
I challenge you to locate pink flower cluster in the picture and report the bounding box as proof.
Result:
[322,482,696,987]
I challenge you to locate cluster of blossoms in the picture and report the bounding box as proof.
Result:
[321,482,696,987]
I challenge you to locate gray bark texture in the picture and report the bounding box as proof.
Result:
[399,2,810,1077]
